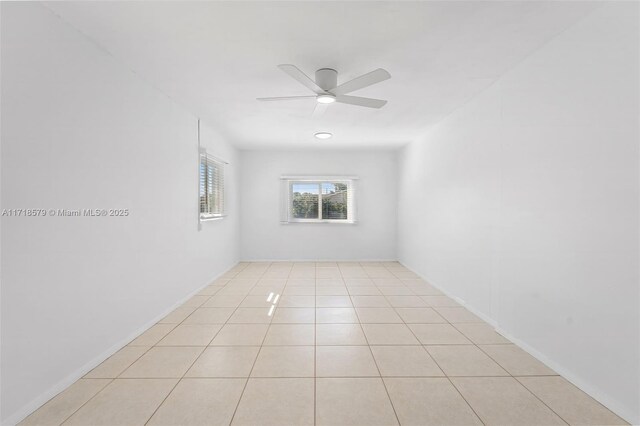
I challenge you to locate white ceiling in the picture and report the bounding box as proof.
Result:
[45,1,597,149]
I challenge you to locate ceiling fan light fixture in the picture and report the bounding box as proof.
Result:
[316,94,336,104]
[314,132,333,140]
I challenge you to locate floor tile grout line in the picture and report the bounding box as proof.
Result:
[380,264,490,426]
[349,266,402,426]
[395,263,572,426]
[142,261,253,426]
[228,262,287,425]
[56,378,115,425]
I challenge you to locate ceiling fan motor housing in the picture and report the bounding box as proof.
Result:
[315,68,338,91]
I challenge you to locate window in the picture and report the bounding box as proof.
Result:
[199,151,225,220]
[281,177,356,223]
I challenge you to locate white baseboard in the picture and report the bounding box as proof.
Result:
[398,261,637,425]
[3,261,239,426]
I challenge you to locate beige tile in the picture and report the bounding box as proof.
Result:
[147,378,244,426]
[289,268,315,278]
[316,295,352,308]
[316,307,359,323]
[316,267,342,279]
[396,307,446,324]
[348,286,382,295]
[210,324,268,346]
[384,378,482,425]
[371,346,444,377]
[286,278,315,286]
[183,307,234,324]
[159,306,197,324]
[372,278,403,286]
[344,278,374,286]
[182,295,210,308]
[316,346,379,377]
[228,278,259,286]
[157,324,222,346]
[392,271,419,279]
[232,378,314,425]
[340,267,368,278]
[202,294,245,308]
[316,324,368,345]
[338,262,362,267]
[427,345,508,377]
[277,295,315,307]
[421,295,461,307]
[186,346,259,378]
[20,379,111,426]
[282,286,315,295]
[409,323,472,345]
[316,278,345,287]
[434,307,483,323]
[365,268,396,278]
[271,307,315,324]
[85,346,149,379]
[355,307,403,324]
[228,307,273,324]
[405,284,443,296]
[386,295,428,308]
[251,346,314,377]
[377,286,414,296]
[518,376,627,425]
[215,287,251,296]
[362,324,420,345]
[129,324,175,346]
[249,286,283,296]
[316,378,398,426]
[315,285,349,295]
[317,262,338,267]
[287,277,316,287]
[263,324,315,345]
[63,379,177,426]
[480,344,557,376]
[454,323,510,344]
[263,269,291,278]
[255,278,286,287]
[239,294,278,307]
[351,295,391,307]
[120,347,203,378]
[452,377,566,425]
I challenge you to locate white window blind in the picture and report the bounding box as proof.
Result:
[199,152,225,220]
[280,176,357,224]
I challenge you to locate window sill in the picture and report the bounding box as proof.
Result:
[282,220,357,225]
[200,215,226,222]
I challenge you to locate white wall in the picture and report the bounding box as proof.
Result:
[397,3,639,423]
[240,150,397,261]
[0,3,239,424]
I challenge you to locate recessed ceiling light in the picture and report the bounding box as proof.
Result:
[316,94,336,104]
[314,132,332,140]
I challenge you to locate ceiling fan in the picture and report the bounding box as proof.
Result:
[257,64,391,116]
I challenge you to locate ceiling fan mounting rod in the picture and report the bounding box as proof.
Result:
[315,68,338,91]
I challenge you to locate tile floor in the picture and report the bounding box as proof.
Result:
[21,262,628,426]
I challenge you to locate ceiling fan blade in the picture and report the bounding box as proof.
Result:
[278,64,324,94]
[335,95,387,109]
[330,68,391,95]
[312,102,328,117]
[257,95,316,101]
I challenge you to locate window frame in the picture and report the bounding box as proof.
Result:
[199,149,227,222]
[282,176,357,224]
